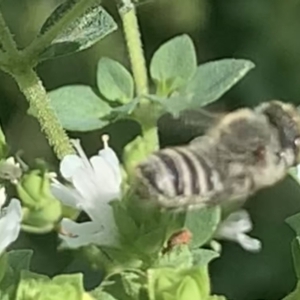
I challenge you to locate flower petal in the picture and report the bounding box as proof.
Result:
[214,209,261,252]
[236,233,262,252]
[90,155,121,193]
[216,210,252,239]
[60,155,84,181]
[0,199,22,254]
[0,187,6,209]
[59,218,120,249]
[71,167,119,221]
[51,181,83,209]
[98,147,122,185]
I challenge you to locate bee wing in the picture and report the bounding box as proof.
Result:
[158,109,224,146]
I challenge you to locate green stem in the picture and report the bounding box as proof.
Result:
[23,0,98,63]
[118,0,149,96]
[12,69,75,159]
[0,10,19,56]
[0,7,76,159]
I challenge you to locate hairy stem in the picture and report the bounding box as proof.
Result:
[118,0,159,165]
[13,69,75,159]
[0,7,76,158]
[118,0,149,96]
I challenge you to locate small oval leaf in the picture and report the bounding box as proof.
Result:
[185,206,221,249]
[48,85,111,131]
[97,57,134,103]
[150,34,197,95]
[182,58,255,107]
[39,4,117,60]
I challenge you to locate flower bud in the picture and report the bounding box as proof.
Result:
[82,292,95,300]
[149,266,211,300]
[15,170,62,233]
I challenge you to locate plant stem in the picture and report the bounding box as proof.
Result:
[24,0,98,63]
[0,10,19,57]
[0,7,76,158]
[13,69,75,159]
[118,0,159,165]
[118,0,149,96]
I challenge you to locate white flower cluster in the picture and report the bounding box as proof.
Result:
[51,136,122,249]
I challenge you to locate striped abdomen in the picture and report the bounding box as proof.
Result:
[137,146,222,199]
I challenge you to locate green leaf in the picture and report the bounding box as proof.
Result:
[149,59,255,117]
[0,253,7,284]
[208,296,227,300]
[47,85,111,132]
[97,58,134,103]
[148,266,210,300]
[16,271,84,300]
[90,289,118,300]
[134,227,166,255]
[110,200,139,241]
[286,212,300,236]
[150,34,197,95]
[182,59,255,107]
[283,281,300,300]
[289,167,300,185]
[100,247,143,270]
[185,206,221,248]
[0,291,9,300]
[121,272,143,300]
[156,245,193,269]
[39,3,117,60]
[0,125,8,159]
[7,250,33,273]
[292,238,300,280]
[191,248,219,266]
[102,98,140,123]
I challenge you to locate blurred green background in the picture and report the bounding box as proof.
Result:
[2,0,300,299]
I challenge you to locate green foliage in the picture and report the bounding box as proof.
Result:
[182,59,255,106]
[0,250,33,299]
[282,282,300,300]
[0,0,270,297]
[47,85,111,131]
[191,249,220,267]
[46,34,254,135]
[97,58,134,103]
[285,215,300,300]
[15,271,85,300]
[185,206,221,249]
[91,289,118,300]
[39,4,117,60]
[291,238,300,280]
[0,125,8,160]
[286,213,300,236]
[147,266,211,300]
[150,34,197,96]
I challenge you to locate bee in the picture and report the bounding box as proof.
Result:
[135,100,300,210]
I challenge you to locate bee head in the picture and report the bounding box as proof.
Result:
[257,100,300,166]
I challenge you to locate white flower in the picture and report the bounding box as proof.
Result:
[51,136,122,249]
[214,209,261,252]
[0,187,22,254]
